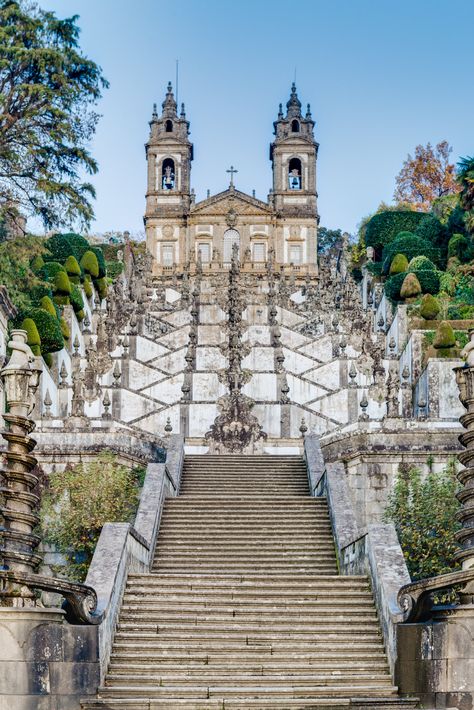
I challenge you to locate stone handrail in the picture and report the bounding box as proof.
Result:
[397,568,474,623]
[304,433,411,676]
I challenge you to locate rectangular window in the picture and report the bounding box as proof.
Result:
[198,243,210,263]
[253,243,266,262]
[162,244,174,266]
[289,244,302,264]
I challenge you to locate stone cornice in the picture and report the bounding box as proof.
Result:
[191,187,273,216]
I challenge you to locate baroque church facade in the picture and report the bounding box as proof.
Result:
[145,82,319,273]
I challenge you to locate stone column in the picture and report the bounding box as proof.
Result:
[454,356,474,570]
[0,330,42,605]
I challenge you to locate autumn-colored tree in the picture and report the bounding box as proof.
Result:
[394,141,460,212]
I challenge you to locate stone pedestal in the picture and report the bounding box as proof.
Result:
[0,608,99,709]
[397,606,474,709]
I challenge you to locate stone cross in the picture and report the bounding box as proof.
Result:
[226,165,238,187]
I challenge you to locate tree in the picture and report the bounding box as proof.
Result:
[0,1,108,232]
[457,155,474,233]
[394,141,460,212]
[317,227,343,253]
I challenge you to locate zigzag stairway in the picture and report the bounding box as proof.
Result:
[82,455,417,709]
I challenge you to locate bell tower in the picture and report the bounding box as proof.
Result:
[145,82,193,269]
[270,83,319,219]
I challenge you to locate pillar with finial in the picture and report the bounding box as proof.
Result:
[0,329,42,605]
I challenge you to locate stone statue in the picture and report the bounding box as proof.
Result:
[461,329,474,367]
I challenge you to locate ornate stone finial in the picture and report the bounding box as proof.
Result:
[0,329,42,604]
[359,392,369,421]
[348,361,357,386]
[339,335,347,357]
[162,81,177,115]
[59,360,68,388]
[152,102,158,119]
[122,335,129,357]
[401,364,411,384]
[454,363,474,569]
[83,313,91,334]
[286,82,302,115]
[388,336,397,357]
[112,360,121,387]
[164,417,173,434]
[73,334,80,357]
[299,417,308,436]
[377,314,385,332]
[417,396,427,419]
[102,390,111,419]
[305,103,312,119]
[43,388,52,418]
[278,103,283,119]
[180,102,186,118]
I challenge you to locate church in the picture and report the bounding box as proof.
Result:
[145,82,319,273]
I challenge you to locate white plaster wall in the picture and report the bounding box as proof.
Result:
[243,373,277,401]
[304,361,340,390]
[196,347,226,371]
[135,336,169,363]
[188,403,217,437]
[242,347,274,371]
[287,373,327,404]
[193,373,226,401]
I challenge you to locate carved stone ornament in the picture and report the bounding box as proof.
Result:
[206,391,267,453]
[225,208,237,228]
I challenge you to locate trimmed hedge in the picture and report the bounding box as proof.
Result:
[80,250,99,278]
[70,284,84,314]
[92,247,106,278]
[60,317,70,340]
[16,308,64,354]
[434,321,456,349]
[384,272,407,302]
[408,255,436,271]
[400,273,422,299]
[95,276,108,300]
[30,255,45,272]
[412,269,441,295]
[365,211,428,256]
[40,261,66,280]
[420,294,440,320]
[40,295,58,318]
[382,234,440,273]
[83,277,93,299]
[45,233,90,263]
[389,253,408,275]
[414,215,449,252]
[64,255,82,283]
[54,270,72,296]
[22,317,41,356]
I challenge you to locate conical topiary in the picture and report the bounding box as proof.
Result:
[400,272,422,300]
[389,253,409,275]
[64,255,82,284]
[83,275,93,298]
[30,254,45,272]
[40,295,58,318]
[21,317,41,356]
[60,317,70,340]
[419,294,440,321]
[433,320,456,354]
[80,250,99,278]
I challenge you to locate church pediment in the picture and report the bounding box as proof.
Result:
[191,188,273,218]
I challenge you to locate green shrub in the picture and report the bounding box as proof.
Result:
[439,272,455,295]
[105,260,124,280]
[365,261,383,277]
[60,317,70,340]
[454,275,474,305]
[400,272,422,300]
[384,462,461,581]
[83,277,93,298]
[408,255,436,271]
[54,270,72,296]
[45,233,90,263]
[15,308,64,354]
[76,309,85,322]
[43,352,53,368]
[389,253,408,275]
[40,261,66,280]
[21,317,41,356]
[40,452,144,581]
[414,215,449,253]
[80,250,100,278]
[64,255,82,283]
[384,272,407,302]
[447,205,469,236]
[95,276,108,300]
[30,254,45,272]
[70,284,84,314]
[382,234,440,273]
[433,321,456,349]
[412,269,441,295]
[365,210,428,257]
[40,295,58,318]
[419,294,440,320]
[448,233,474,263]
[92,247,106,278]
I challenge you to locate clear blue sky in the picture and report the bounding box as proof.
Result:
[42,0,474,237]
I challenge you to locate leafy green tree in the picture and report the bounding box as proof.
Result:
[317,227,343,253]
[40,452,145,581]
[0,234,47,308]
[384,462,461,581]
[457,156,474,233]
[0,1,108,230]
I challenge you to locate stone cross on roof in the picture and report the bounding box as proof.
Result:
[226,165,238,187]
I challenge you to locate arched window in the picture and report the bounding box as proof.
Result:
[197,243,211,263]
[165,120,173,132]
[223,228,240,263]
[162,158,175,190]
[291,119,300,133]
[288,157,302,190]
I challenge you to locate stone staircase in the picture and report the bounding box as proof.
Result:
[82,455,417,709]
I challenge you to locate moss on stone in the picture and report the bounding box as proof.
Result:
[433,320,456,349]
[419,294,440,321]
